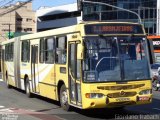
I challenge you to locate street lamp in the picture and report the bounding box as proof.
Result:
[82,0,142,23]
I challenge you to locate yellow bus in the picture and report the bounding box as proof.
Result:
[1,21,152,111]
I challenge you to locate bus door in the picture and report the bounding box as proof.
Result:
[68,42,82,106]
[31,45,39,93]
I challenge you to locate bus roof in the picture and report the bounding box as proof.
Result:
[1,21,144,45]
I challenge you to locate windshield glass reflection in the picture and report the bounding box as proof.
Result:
[83,36,150,82]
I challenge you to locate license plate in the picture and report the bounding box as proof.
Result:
[139,96,150,101]
[116,98,130,102]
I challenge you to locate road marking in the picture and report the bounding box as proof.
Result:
[0,108,13,112]
[0,105,63,120]
[153,108,160,111]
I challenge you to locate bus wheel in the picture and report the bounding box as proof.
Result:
[152,80,159,91]
[25,81,32,98]
[60,84,71,111]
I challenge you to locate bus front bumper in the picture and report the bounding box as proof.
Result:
[82,95,152,109]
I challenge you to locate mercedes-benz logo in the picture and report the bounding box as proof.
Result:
[120,91,126,96]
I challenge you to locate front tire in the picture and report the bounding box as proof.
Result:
[60,84,71,111]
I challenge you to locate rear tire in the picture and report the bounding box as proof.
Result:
[60,84,71,111]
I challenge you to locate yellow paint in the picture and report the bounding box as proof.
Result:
[81,80,152,109]
[39,83,56,99]
[1,21,151,110]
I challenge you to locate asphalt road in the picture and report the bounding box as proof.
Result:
[0,80,160,120]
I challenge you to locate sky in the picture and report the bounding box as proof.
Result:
[0,0,77,10]
[32,0,77,10]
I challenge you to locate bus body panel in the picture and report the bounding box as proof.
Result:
[1,22,152,110]
[4,62,15,87]
[81,80,152,109]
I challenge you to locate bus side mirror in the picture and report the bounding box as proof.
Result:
[77,44,83,59]
[158,67,160,75]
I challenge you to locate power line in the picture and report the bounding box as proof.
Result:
[0,0,33,17]
[0,0,16,7]
[0,0,9,5]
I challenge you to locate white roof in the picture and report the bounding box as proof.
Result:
[36,3,78,17]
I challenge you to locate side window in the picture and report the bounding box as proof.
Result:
[45,38,55,63]
[5,45,8,61]
[40,37,55,63]
[21,41,30,62]
[40,38,44,63]
[10,43,14,61]
[56,36,67,64]
[5,43,14,61]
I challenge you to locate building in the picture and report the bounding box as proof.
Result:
[36,3,81,32]
[157,0,160,35]
[83,0,157,35]
[36,0,158,36]
[0,2,36,42]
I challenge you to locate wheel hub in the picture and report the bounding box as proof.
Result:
[61,90,68,105]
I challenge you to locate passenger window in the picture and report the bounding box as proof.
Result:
[45,38,55,63]
[21,41,30,62]
[56,36,67,64]
[40,39,44,63]
[5,43,14,61]
[40,37,55,63]
[5,44,8,61]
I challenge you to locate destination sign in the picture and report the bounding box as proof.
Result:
[85,24,144,34]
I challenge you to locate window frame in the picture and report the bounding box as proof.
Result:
[21,40,30,62]
[55,36,67,64]
[39,37,55,64]
[5,43,14,61]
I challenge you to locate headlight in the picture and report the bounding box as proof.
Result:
[85,93,104,99]
[139,89,152,95]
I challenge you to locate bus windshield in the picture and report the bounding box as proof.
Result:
[83,36,150,82]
